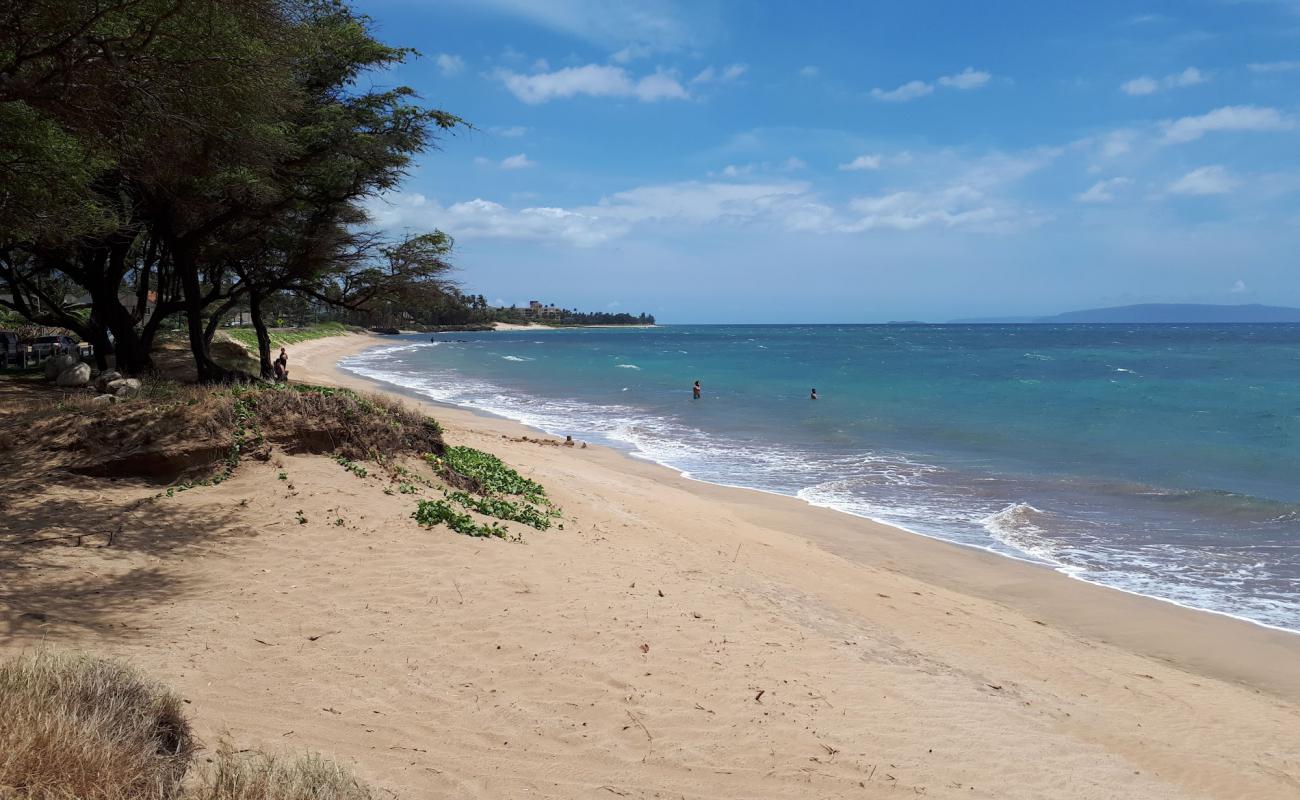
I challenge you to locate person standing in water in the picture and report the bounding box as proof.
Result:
[810,388,818,400]
[692,380,701,399]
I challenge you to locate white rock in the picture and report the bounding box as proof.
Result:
[96,370,123,389]
[90,393,117,405]
[55,362,92,387]
[108,378,142,397]
[44,353,79,380]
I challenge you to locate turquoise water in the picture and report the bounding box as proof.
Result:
[341,324,1300,632]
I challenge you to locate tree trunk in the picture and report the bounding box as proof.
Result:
[249,289,274,379]
[174,241,226,383]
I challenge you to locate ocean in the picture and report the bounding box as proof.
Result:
[340,324,1300,633]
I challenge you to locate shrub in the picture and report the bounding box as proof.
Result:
[0,651,195,800]
[187,742,375,800]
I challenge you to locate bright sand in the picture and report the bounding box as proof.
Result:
[4,332,1298,799]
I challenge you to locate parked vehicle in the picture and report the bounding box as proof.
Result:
[28,335,78,359]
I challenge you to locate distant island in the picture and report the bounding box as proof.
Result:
[950,303,1300,324]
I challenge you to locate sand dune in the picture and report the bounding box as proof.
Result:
[2,332,1297,799]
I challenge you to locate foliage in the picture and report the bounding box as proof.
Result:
[334,454,368,478]
[0,0,465,380]
[444,490,557,531]
[412,499,507,539]
[221,322,354,353]
[432,446,549,504]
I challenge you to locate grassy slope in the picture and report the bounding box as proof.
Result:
[220,322,356,353]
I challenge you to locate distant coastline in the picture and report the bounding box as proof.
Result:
[951,302,1300,324]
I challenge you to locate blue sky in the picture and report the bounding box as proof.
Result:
[357,0,1300,323]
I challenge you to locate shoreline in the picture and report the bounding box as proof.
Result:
[295,332,1300,701]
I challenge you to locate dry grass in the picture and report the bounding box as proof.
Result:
[2,381,444,483]
[0,650,195,800]
[187,743,376,800]
[0,652,380,800]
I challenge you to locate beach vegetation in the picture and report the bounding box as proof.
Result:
[0,0,464,381]
[0,650,195,800]
[412,499,509,539]
[0,650,376,799]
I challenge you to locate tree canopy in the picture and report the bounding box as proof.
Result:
[0,0,463,379]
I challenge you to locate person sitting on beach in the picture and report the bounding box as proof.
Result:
[692,380,701,400]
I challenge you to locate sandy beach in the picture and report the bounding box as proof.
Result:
[4,331,1298,799]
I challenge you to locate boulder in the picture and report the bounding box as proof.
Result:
[55,362,92,387]
[95,370,123,390]
[107,378,142,397]
[44,353,79,380]
[90,393,117,406]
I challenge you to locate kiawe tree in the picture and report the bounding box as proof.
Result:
[0,0,463,380]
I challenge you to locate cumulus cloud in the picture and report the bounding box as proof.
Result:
[500,153,535,169]
[367,144,1050,246]
[691,63,747,84]
[870,79,934,102]
[937,67,991,90]
[839,186,1037,233]
[436,53,465,76]
[497,63,688,103]
[1121,67,1206,96]
[1168,165,1237,195]
[365,193,622,247]
[871,67,991,101]
[839,154,883,171]
[1230,279,1248,293]
[1161,105,1294,143]
[1077,177,1133,203]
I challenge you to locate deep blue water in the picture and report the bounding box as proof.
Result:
[341,324,1300,632]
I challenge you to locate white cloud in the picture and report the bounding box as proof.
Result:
[711,158,806,177]
[1247,60,1300,73]
[1230,279,1248,293]
[366,193,621,247]
[691,63,747,84]
[500,153,535,169]
[497,63,687,103]
[436,53,465,76]
[491,125,529,138]
[1076,177,1133,203]
[840,186,1032,233]
[473,156,491,166]
[1161,105,1294,143]
[799,65,819,78]
[1168,166,1238,195]
[611,44,653,63]
[1121,67,1206,95]
[937,67,991,90]
[1120,76,1159,96]
[871,68,992,101]
[871,80,934,102]
[839,154,883,171]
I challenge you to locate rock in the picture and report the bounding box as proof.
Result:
[95,370,123,390]
[55,362,92,387]
[44,353,79,380]
[90,393,117,406]
[108,378,142,397]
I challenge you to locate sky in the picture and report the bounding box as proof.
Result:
[355,0,1300,323]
